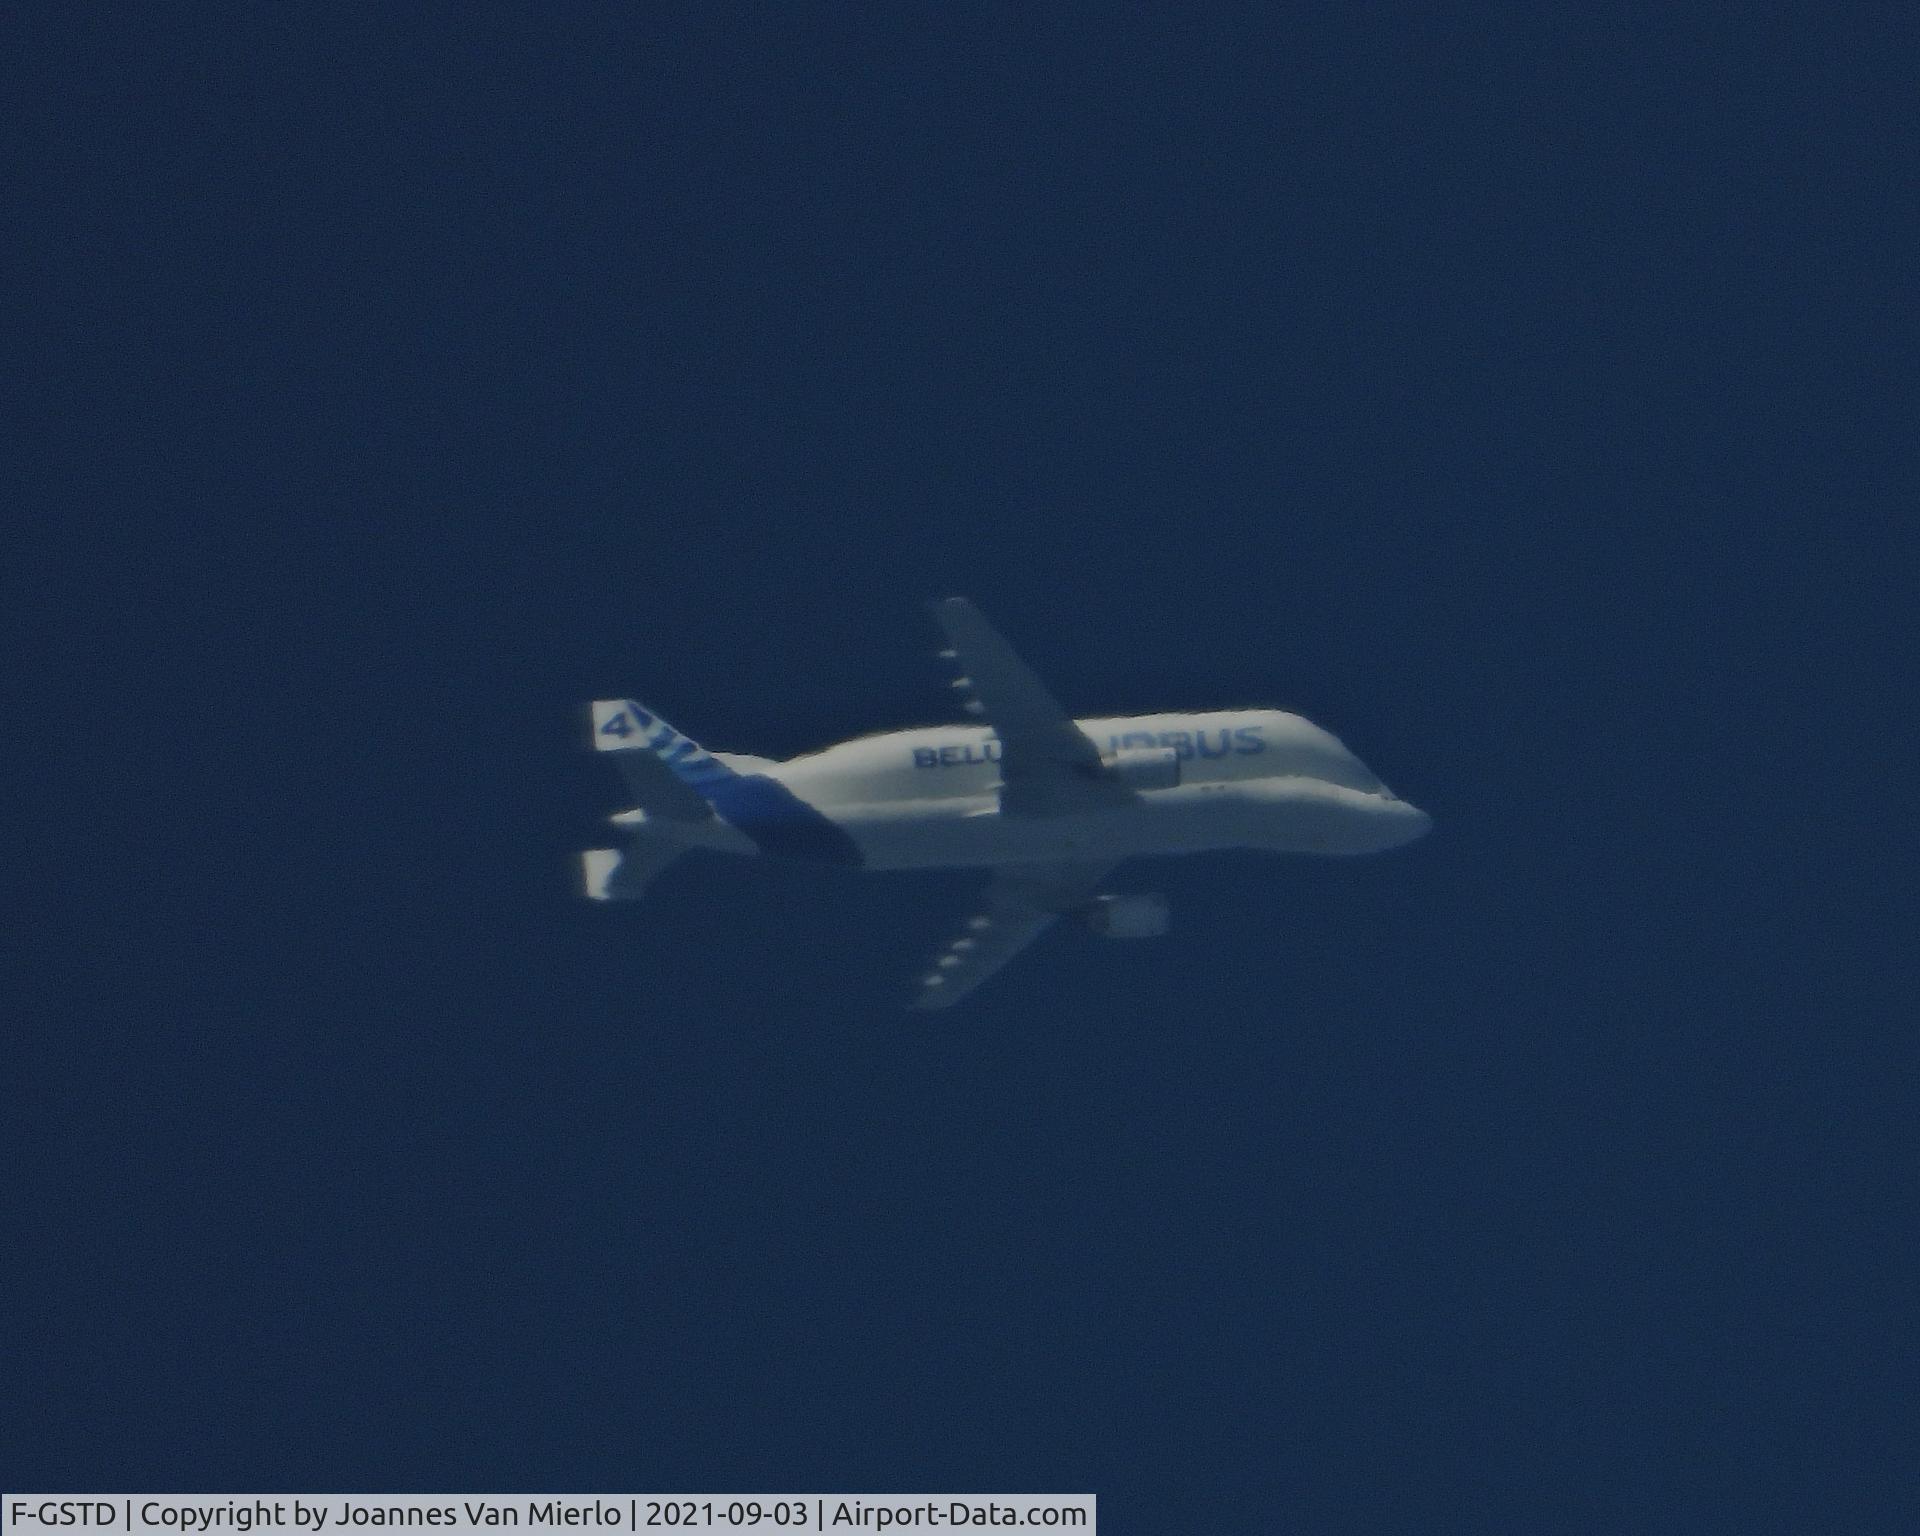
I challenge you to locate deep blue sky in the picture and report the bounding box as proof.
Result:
[8,5,1914,1529]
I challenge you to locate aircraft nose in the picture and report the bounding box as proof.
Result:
[1393,800,1433,845]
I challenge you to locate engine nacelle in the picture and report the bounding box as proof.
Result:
[1083,892,1171,939]
[1105,746,1181,791]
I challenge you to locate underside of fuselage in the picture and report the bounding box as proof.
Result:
[835,775,1428,868]
[628,774,1427,871]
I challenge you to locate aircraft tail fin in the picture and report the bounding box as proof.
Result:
[588,698,860,866]
[589,699,733,821]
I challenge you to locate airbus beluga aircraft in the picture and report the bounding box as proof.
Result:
[583,598,1430,1008]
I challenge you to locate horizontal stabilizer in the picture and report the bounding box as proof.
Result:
[581,839,684,901]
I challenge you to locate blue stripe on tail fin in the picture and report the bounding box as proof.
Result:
[591,700,861,865]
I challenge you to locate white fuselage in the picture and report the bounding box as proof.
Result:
[653,709,1431,870]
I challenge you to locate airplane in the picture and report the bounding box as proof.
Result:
[581,597,1431,1009]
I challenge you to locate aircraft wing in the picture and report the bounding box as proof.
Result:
[908,859,1116,1010]
[930,597,1131,816]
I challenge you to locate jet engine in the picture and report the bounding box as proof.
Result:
[1083,892,1171,938]
[1104,746,1181,791]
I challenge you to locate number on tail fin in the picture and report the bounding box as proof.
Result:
[600,711,634,739]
